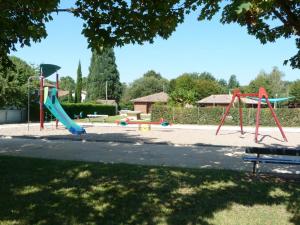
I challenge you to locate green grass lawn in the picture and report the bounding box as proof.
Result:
[0,156,299,225]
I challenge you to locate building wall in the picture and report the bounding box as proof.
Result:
[134,102,167,114]
[0,109,27,124]
[134,102,148,114]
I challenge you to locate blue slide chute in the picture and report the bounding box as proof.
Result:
[44,87,86,135]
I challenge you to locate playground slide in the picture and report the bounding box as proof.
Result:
[44,87,86,135]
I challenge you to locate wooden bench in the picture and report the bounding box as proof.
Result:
[243,147,300,174]
[87,114,108,123]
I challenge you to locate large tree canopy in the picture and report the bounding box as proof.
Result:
[0,56,37,108]
[1,1,300,68]
[87,48,122,102]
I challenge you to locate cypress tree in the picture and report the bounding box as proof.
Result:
[68,90,73,103]
[75,61,82,103]
[87,48,122,102]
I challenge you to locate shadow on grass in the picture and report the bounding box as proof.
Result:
[0,156,299,225]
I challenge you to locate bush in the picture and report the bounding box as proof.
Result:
[29,103,116,121]
[62,103,116,118]
[151,105,300,127]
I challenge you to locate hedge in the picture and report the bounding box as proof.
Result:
[30,103,116,121]
[151,105,300,127]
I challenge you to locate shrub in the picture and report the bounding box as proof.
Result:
[151,105,300,127]
[61,103,116,118]
[29,103,116,121]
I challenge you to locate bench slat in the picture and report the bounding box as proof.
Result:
[243,156,300,165]
[245,147,300,156]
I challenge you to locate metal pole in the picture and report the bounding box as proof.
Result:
[56,73,59,129]
[27,76,39,131]
[40,75,44,130]
[28,78,30,131]
[105,81,108,104]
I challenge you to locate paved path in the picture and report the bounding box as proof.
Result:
[0,137,299,174]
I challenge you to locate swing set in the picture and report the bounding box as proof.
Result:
[216,87,287,143]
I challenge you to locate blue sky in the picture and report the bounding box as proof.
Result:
[13,2,299,85]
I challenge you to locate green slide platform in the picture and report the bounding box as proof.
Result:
[44,87,86,135]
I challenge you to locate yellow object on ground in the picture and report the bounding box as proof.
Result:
[139,124,151,131]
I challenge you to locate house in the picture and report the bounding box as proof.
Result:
[95,99,117,106]
[58,90,69,98]
[131,92,169,114]
[72,91,87,102]
[197,94,264,108]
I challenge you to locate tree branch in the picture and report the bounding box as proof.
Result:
[275,0,300,35]
[54,8,78,13]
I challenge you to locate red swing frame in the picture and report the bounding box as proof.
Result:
[216,87,287,143]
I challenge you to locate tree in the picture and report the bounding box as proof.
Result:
[169,89,197,106]
[228,75,240,89]
[269,67,286,97]
[195,79,223,100]
[198,72,216,81]
[169,72,222,105]
[2,1,299,69]
[75,61,82,103]
[289,80,300,105]
[87,48,122,102]
[59,76,75,103]
[60,76,75,91]
[218,78,227,90]
[246,67,286,97]
[126,71,169,100]
[82,77,88,91]
[143,70,162,79]
[0,56,37,108]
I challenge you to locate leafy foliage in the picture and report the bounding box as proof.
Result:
[289,80,300,106]
[75,61,83,103]
[59,76,75,103]
[246,67,286,98]
[152,104,300,127]
[123,70,169,101]
[0,56,37,108]
[0,1,59,69]
[60,76,75,91]
[87,48,122,102]
[169,72,223,105]
[81,77,88,91]
[62,103,116,117]
[1,1,299,69]
[228,75,240,89]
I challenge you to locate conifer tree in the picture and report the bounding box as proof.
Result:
[75,61,82,103]
[87,48,122,102]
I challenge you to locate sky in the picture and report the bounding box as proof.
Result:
[13,1,299,85]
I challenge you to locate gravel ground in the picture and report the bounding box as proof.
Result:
[0,123,299,174]
[0,122,299,148]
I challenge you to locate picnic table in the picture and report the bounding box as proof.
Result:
[87,114,108,122]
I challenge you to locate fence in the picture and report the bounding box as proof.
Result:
[0,109,27,124]
[151,105,300,127]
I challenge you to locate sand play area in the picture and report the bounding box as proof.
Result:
[0,122,299,174]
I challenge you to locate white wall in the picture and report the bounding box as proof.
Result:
[0,110,26,124]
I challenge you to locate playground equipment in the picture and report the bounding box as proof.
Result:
[216,87,287,143]
[36,64,85,135]
[44,87,86,135]
[116,118,171,127]
[248,96,294,108]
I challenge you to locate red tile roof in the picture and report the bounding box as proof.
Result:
[131,92,169,103]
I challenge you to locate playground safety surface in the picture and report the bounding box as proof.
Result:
[0,123,299,174]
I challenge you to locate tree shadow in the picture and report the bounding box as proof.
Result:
[0,156,299,225]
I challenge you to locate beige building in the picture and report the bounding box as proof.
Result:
[131,92,169,114]
[197,94,264,108]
